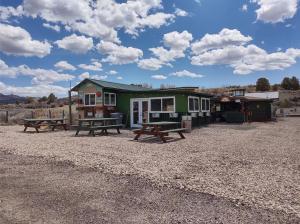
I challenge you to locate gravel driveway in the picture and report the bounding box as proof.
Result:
[0,117,299,221]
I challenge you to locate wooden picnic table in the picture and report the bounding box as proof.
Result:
[133,121,186,143]
[23,118,67,133]
[75,117,122,136]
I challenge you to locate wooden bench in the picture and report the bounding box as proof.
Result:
[160,128,187,140]
[75,124,122,136]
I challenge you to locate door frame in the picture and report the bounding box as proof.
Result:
[130,98,149,128]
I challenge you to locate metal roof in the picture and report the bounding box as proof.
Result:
[245,91,279,99]
[71,79,152,92]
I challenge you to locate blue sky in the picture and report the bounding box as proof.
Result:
[0,0,299,96]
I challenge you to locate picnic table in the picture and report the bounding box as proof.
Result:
[23,118,67,133]
[133,121,187,143]
[75,117,122,136]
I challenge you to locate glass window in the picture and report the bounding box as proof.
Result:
[90,94,95,105]
[188,96,199,112]
[84,94,96,106]
[110,94,116,105]
[104,93,116,106]
[150,97,175,112]
[151,99,161,112]
[162,98,174,112]
[194,98,199,111]
[201,98,210,112]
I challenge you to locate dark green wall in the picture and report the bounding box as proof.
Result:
[247,101,272,121]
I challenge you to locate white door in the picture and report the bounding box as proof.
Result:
[130,99,149,128]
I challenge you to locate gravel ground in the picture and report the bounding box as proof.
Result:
[0,118,299,220]
[2,151,297,224]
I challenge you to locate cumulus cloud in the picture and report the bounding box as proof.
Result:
[54,61,76,71]
[0,59,74,84]
[2,0,185,42]
[116,76,123,80]
[151,75,168,80]
[55,34,93,54]
[0,23,51,57]
[170,70,204,78]
[0,5,23,22]
[43,23,60,32]
[0,81,69,97]
[97,41,143,65]
[251,0,298,23]
[242,4,248,12]
[78,60,102,71]
[138,58,168,71]
[79,72,90,80]
[108,70,117,75]
[191,28,252,54]
[191,28,300,74]
[138,30,193,70]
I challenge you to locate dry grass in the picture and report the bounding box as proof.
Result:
[0,118,299,218]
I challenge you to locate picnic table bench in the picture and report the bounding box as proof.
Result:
[75,118,122,136]
[133,121,187,143]
[23,118,67,133]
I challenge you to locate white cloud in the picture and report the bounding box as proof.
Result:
[152,75,167,80]
[138,30,193,70]
[191,28,252,54]
[91,75,107,80]
[79,72,90,80]
[170,70,204,78]
[43,23,60,32]
[55,34,93,54]
[175,8,188,17]
[190,29,300,74]
[0,59,74,84]
[163,30,193,51]
[0,81,68,97]
[78,60,102,71]
[137,58,167,71]
[108,70,117,75]
[251,0,298,23]
[0,23,51,57]
[97,41,143,65]
[242,4,248,12]
[0,5,23,22]
[54,61,76,71]
[12,0,182,42]
[116,76,123,80]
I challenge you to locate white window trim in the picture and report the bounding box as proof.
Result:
[84,93,96,106]
[188,96,200,113]
[104,92,116,106]
[149,96,176,113]
[201,97,210,112]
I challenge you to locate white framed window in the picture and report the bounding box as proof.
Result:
[84,93,96,106]
[201,98,210,112]
[104,92,116,106]
[188,96,200,112]
[150,97,175,113]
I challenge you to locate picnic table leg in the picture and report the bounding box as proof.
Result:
[116,127,120,134]
[178,131,185,139]
[134,131,142,140]
[159,134,167,143]
[35,127,39,133]
[75,122,81,136]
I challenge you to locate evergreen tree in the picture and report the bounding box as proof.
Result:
[256,77,270,91]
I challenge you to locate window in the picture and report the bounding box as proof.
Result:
[150,97,175,113]
[188,96,200,112]
[104,92,116,106]
[84,93,96,106]
[201,98,210,112]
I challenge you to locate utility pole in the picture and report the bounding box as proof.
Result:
[68,81,73,125]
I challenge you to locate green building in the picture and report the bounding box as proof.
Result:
[71,79,212,128]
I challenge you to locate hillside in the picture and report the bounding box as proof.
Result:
[0,93,26,104]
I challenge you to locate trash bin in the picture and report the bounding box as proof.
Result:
[181,115,192,133]
[110,113,124,125]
